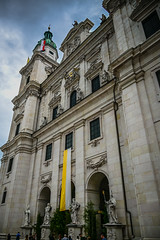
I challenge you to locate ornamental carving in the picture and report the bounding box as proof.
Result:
[85,60,103,80]
[64,68,80,89]
[87,153,107,169]
[48,91,61,107]
[103,0,126,13]
[101,70,113,85]
[41,173,52,184]
[45,66,56,75]
[14,113,24,123]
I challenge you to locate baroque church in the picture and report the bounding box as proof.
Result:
[0,0,160,239]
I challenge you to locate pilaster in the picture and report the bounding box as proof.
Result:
[74,120,85,224]
[122,81,160,238]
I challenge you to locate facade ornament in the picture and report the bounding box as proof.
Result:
[41,174,52,184]
[100,14,107,24]
[74,36,81,48]
[57,103,64,116]
[101,70,113,85]
[43,203,52,226]
[24,205,31,226]
[69,198,80,224]
[77,87,84,102]
[91,139,100,147]
[103,0,123,14]
[107,229,117,240]
[72,21,78,27]
[87,153,107,169]
[45,66,55,75]
[40,117,47,128]
[64,68,80,88]
[129,0,141,9]
[104,192,118,224]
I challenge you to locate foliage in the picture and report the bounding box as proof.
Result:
[35,213,43,240]
[83,201,97,240]
[50,208,71,237]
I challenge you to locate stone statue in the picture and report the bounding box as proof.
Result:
[57,103,64,115]
[105,193,118,224]
[43,203,51,225]
[72,21,78,27]
[77,88,84,101]
[69,198,80,224]
[40,117,47,128]
[24,205,30,226]
[100,14,107,24]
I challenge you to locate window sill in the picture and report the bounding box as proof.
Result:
[43,159,52,167]
[88,136,102,147]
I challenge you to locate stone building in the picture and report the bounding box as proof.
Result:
[0,0,160,239]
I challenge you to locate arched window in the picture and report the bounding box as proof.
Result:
[70,90,77,108]
[1,187,7,204]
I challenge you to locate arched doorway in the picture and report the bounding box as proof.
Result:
[38,187,51,217]
[87,172,109,235]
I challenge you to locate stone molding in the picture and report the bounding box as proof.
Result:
[64,68,80,89]
[48,91,61,107]
[14,113,24,123]
[129,0,158,21]
[74,119,85,130]
[103,0,126,13]
[41,173,52,184]
[12,81,40,109]
[85,60,103,80]
[86,152,107,169]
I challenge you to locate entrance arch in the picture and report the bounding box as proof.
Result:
[87,172,110,234]
[38,186,51,217]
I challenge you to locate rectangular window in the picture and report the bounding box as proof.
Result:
[90,118,100,141]
[7,158,13,173]
[65,132,73,150]
[15,123,20,136]
[142,11,160,39]
[92,75,100,93]
[52,106,58,120]
[1,190,7,204]
[45,143,52,161]
[156,70,160,88]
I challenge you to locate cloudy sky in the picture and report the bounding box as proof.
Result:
[0,0,108,160]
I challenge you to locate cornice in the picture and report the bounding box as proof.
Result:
[103,0,126,14]
[130,0,159,22]
[109,30,160,71]
[19,51,59,75]
[12,81,40,107]
[0,132,32,152]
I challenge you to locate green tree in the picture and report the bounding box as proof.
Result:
[83,201,97,240]
[50,208,71,237]
[35,213,43,240]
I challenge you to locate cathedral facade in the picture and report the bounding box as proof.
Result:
[0,0,160,239]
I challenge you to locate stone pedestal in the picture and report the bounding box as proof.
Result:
[103,223,125,240]
[67,224,82,240]
[21,225,32,239]
[41,225,50,240]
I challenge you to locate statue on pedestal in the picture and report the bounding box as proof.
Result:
[24,205,30,226]
[69,198,80,224]
[103,191,118,224]
[43,203,52,225]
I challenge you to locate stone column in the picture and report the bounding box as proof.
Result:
[50,133,62,210]
[122,81,160,238]
[74,120,85,224]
